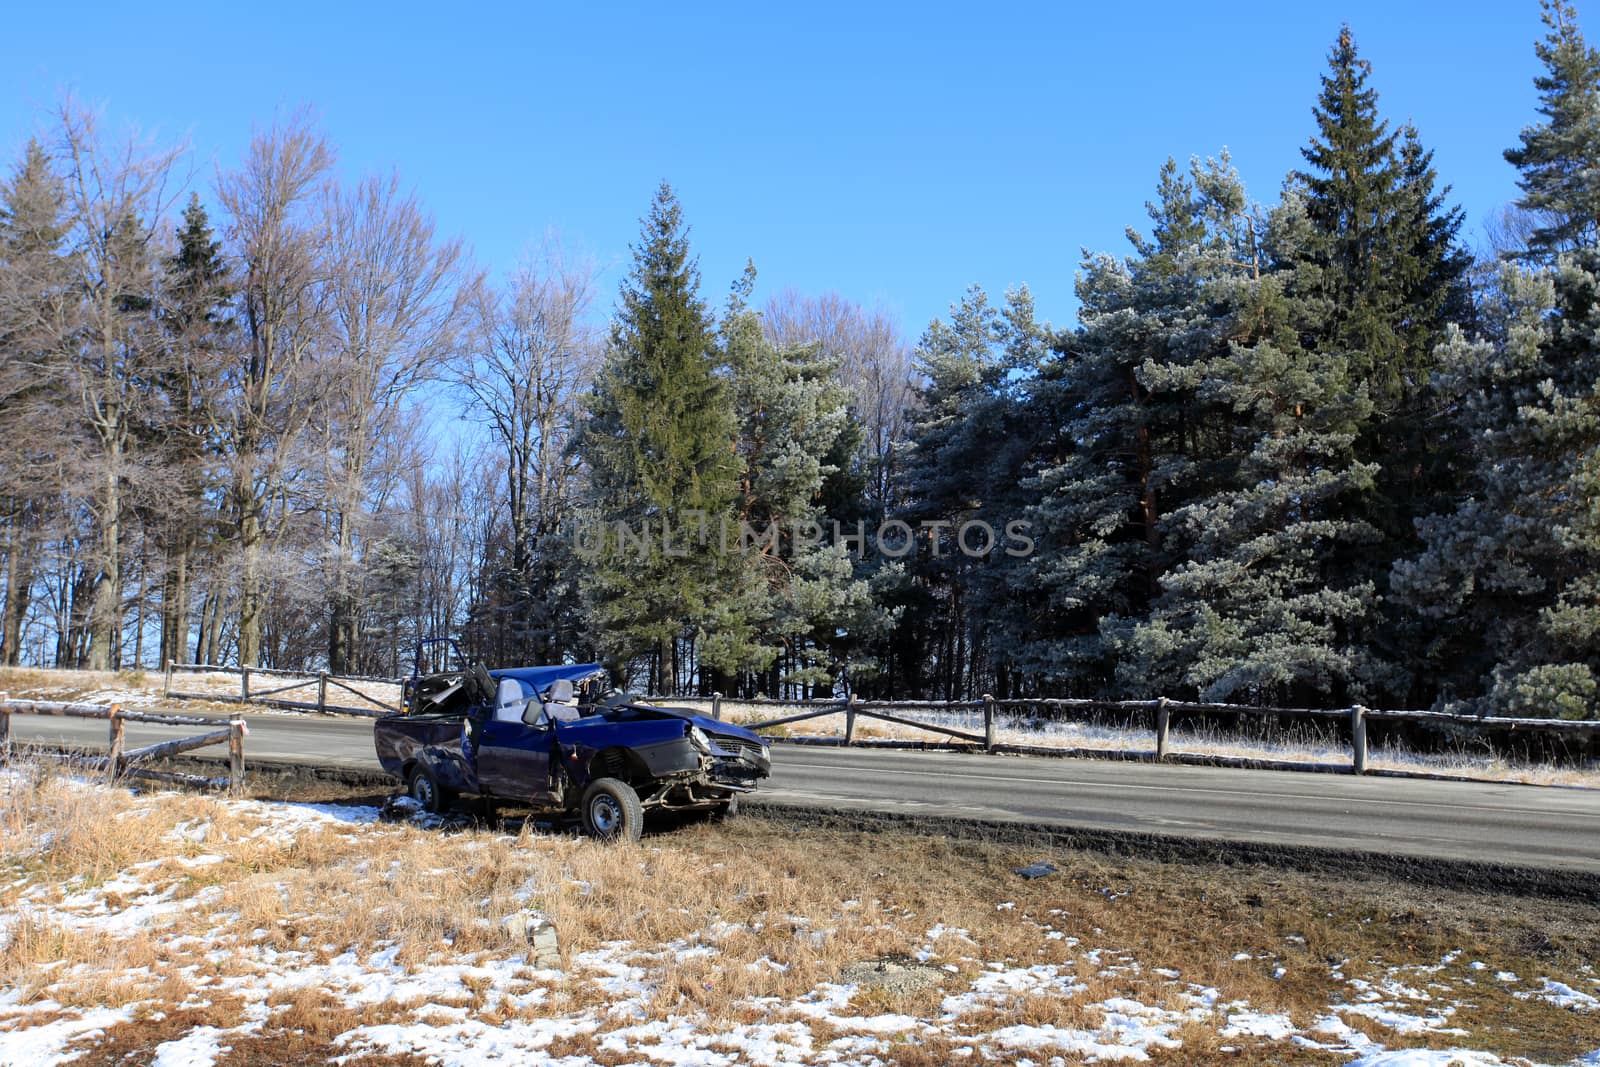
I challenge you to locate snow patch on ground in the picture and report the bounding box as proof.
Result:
[0,1005,132,1066]
[4,783,1598,1065]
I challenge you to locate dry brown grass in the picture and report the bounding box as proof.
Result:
[1,763,1598,1064]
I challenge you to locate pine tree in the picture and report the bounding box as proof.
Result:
[892,287,1000,698]
[1504,0,1600,262]
[575,183,740,692]
[1122,196,1382,704]
[1026,156,1252,696]
[892,285,1048,698]
[721,265,888,696]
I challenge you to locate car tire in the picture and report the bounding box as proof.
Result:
[580,777,643,843]
[711,794,740,821]
[407,762,448,814]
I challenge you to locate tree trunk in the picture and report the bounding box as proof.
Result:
[328,509,356,674]
[657,635,673,696]
[0,524,34,666]
[86,460,122,671]
[161,540,191,668]
[205,592,225,666]
[195,590,213,665]
[237,492,263,667]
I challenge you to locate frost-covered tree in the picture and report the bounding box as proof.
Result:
[893,285,1045,698]
[0,140,74,666]
[722,269,890,695]
[1393,261,1600,718]
[1027,156,1253,695]
[1117,195,1383,705]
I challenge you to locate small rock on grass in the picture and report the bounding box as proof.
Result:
[841,957,944,995]
[503,910,562,970]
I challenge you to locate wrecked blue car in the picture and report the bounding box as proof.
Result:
[373,651,770,842]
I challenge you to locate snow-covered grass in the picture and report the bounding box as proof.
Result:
[698,698,1600,790]
[2,763,1598,1065]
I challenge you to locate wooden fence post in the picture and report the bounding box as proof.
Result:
[317,670,328,713]
[983,693,996,752]
[241,665,250,703]
[1350,705,1368,775]
[1155,697,1171,761]
[844,694,859,744]
[711,692,722,721]
[0,692,9,765]
[107,705,125,782]
[163,659,174,699]
[229,719,245,796]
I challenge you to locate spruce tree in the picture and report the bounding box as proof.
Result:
[1504,0,1600,262]
[155,195,232,667]
[1290,25,1469,411]
[0,140,73,666]
[1285,27,1472,694]
[575,183,740,692]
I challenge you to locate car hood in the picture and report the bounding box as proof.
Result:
[601,702,766,744]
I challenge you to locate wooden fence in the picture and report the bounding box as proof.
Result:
[163,661,399,717]
[0,691,246,793]
[658,692,1600,774]
[141,657,1600,776]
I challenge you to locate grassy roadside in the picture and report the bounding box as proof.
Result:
[1,764,1597,1065]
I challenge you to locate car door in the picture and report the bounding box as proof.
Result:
[475,713,556,802]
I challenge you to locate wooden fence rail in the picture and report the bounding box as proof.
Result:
[0,692,245,793]
[647,691,1600,775]
[163,661,398,717]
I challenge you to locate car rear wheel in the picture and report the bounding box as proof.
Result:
[407,763,448,814]
[580,777,643,843]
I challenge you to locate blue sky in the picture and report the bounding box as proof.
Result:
[1,1,1549,340]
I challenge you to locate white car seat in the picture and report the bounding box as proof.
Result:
[494,677,537,724]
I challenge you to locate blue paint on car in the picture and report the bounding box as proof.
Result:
[374,657,770,838]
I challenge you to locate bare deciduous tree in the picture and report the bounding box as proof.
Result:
[456,247,596,661]
[215,117,334,667]
[57,104,186,669]
[319,172,471,672]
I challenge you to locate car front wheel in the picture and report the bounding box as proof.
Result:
[580,777,643,843]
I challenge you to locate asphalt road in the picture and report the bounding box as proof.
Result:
[13,708,1600,875]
